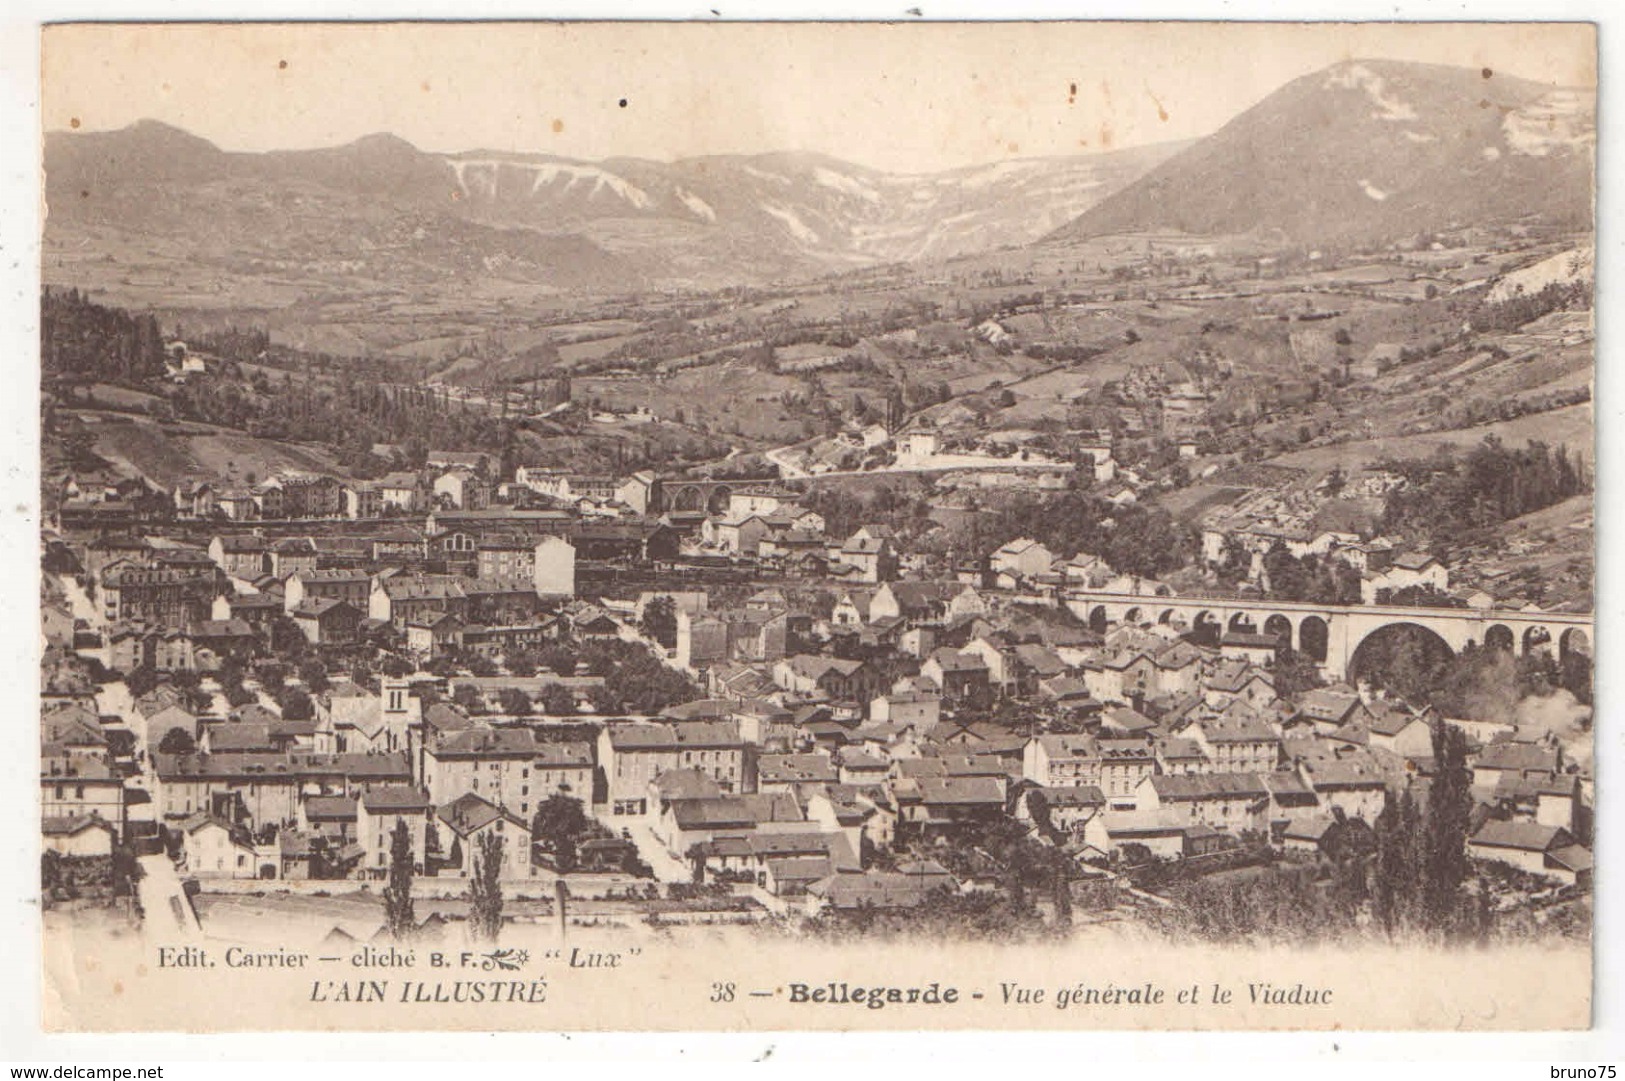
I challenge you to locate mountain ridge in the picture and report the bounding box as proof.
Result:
[44,121,1185,287]
[1046,58,1594,247]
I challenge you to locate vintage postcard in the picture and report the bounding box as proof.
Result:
[34,20,1596,1032]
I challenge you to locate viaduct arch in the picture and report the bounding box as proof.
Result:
[1063,590,1592,681]
[662,481,736,516]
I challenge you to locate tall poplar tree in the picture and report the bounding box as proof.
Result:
[1423,721,1474,929]
[468,831,505,942]
[383,819,417,940]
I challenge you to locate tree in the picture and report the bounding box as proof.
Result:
[497,687,533,716]
[1262,542,1310,600]
[1051,862,1074,929]
[532,795,588,872]
[642,595,678,650]
[1380,439,1589,555]
[1024,789,1056,841]
[168,670,213,715]
[1355,626,1452,707]
[1423,720,1474,929]
[1369,721,1477,942]
[110,842,141,901]
[451,684,484,713]
[277,688,315,721]
[383,819,417,939]
[297,658,330,694]
[467,831,505,942]
[425,822,443,869]
[41,850,63,893]
[1373,787,1425,937]
[537,643,579,677]
[157,727,196,755]
[554,831,579,874]
[125,665,161,699]
[270,616,310,657]
[539,683,577,716]
[1271,648,1325,700]
[1103,506,1194,580]
[258,663,288,696]
[506,650,540,678]
[585,682,624,715]
[218,657,247,691]
[1560,648,1593,706]
[224,683,258,709]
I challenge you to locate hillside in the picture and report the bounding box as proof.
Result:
[1048,60,1594,247]
[44,122,1181,293]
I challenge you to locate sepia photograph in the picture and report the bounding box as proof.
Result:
[27,18,1599,1034]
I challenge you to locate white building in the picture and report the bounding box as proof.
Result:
[534,536,576,597]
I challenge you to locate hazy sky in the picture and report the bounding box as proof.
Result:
[42,21,1595,172]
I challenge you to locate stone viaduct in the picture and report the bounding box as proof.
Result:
[1063,589,1593,682]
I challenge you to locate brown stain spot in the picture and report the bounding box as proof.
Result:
[1147,87,1169,123]
[450,189,462,201]
[80,189,89,199]
[113,979,124,995]
[552,119,564,134]
[278,59,288,70]
[1479,98,1492,109]
[69,117,80,129]
[1099,123,1115,150]
[1077,138,1089,148]
[1067,82,1077,105]
[1099,79,1114,111]
[618,98,628,108]
[1482,67,1494,79]
[136,963,148,976]
[1006,141,1020,154]
[421,80,431,93]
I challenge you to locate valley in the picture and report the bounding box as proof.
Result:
[37,50,1597,967]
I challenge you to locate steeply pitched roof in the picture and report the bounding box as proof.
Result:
[438,792,522,837]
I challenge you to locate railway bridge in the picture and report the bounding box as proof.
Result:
[661,480,741,516]
[1063,589,1593,682]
